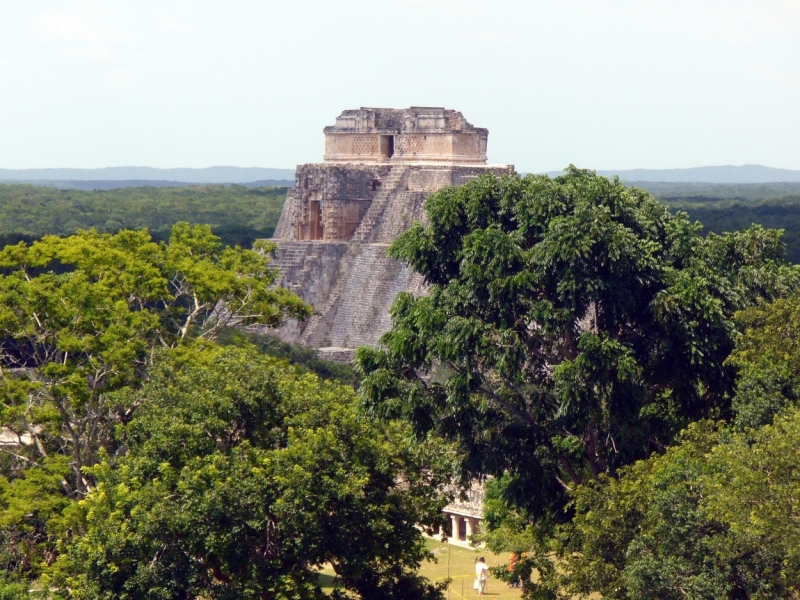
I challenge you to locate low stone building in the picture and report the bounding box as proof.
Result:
[269,107,513,361]
[440,481,485,545]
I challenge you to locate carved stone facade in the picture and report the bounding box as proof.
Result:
[275,163,507,244]
[323,107,488,165]
[282,164,391,242]
[440,481,486,545]
[267,106,513,356]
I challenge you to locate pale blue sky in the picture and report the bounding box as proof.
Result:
[0,0,798,172]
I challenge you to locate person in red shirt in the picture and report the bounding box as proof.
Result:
[508,553,521,588]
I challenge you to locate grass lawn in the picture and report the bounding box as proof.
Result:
[318,538,524,599]
[419,538,525,600]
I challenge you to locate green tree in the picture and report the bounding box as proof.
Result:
[50,347,451,600]
[357,168,799,557]
[485,294,800,598]
[0,225,309,586]
[0,224,308,493]
[218,329,359,387]
[0,456,73,587]
[727,295,800,429]
[551,420,793,599]
[703,409,800,588]
[0,183,288,248]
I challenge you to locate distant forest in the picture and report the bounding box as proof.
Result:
[631,181,800,263]
[4,179,800,263]
[0,183,288,249]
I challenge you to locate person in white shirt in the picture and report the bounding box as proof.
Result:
[474,556,489,596]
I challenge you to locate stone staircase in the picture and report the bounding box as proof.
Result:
[325,245,411,347]
[273,244,306,270]
[272,245,312,293]
[370,191,429,243]
[270,241,347,305]
[269,165,427,348]
[296,243,427,348]
[300,250,350,345]
[350,165,410,243]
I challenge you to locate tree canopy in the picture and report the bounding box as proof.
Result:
[0,224,456,599]
[671,198,800,265]
[358,167,800,540]
[49,348,451,600]
[0,183,287,249]
[555,383,800,600]
[5,169,800,599]
[548,291,800,599]
[726,295,800,429]
[0,224,312,590]
[551,418,796,599]
[0,224,309,494]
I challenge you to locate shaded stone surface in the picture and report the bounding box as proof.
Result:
[324,107,488,165]
[264,107,513,353]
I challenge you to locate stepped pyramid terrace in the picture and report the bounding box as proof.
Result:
[267,107,513,361]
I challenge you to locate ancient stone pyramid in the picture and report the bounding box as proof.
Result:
[267,107,514,361]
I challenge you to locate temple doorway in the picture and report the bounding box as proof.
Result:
[379,135,394,159]
[308,200,324,240]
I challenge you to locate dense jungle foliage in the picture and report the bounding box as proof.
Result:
[668,197,800,263]
[0,183,288,250]
[637,181,800,263]
[359,168,800,598]
[0,224,451,599]
[5,171,800,599]
[3,180,800,263]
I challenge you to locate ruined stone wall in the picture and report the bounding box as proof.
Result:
[443,481,486,519]
[264,106,513,357]
[267,163,513,353]
[273,164,391,242]
[407,165,505,192]
[324,132,488,165]
[267,241,349,342]
[323,107,489,165]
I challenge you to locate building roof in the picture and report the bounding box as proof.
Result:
[325,107,487,135]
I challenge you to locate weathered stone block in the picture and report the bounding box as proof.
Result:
[263,108,513,355]
[324,107,488,165]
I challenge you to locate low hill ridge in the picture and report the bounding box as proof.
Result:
[544,164,800,183]
[0,166,295,184]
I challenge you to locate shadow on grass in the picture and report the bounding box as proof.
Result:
[317,571,341,590]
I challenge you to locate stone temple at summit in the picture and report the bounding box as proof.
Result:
[268,106,513,363]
